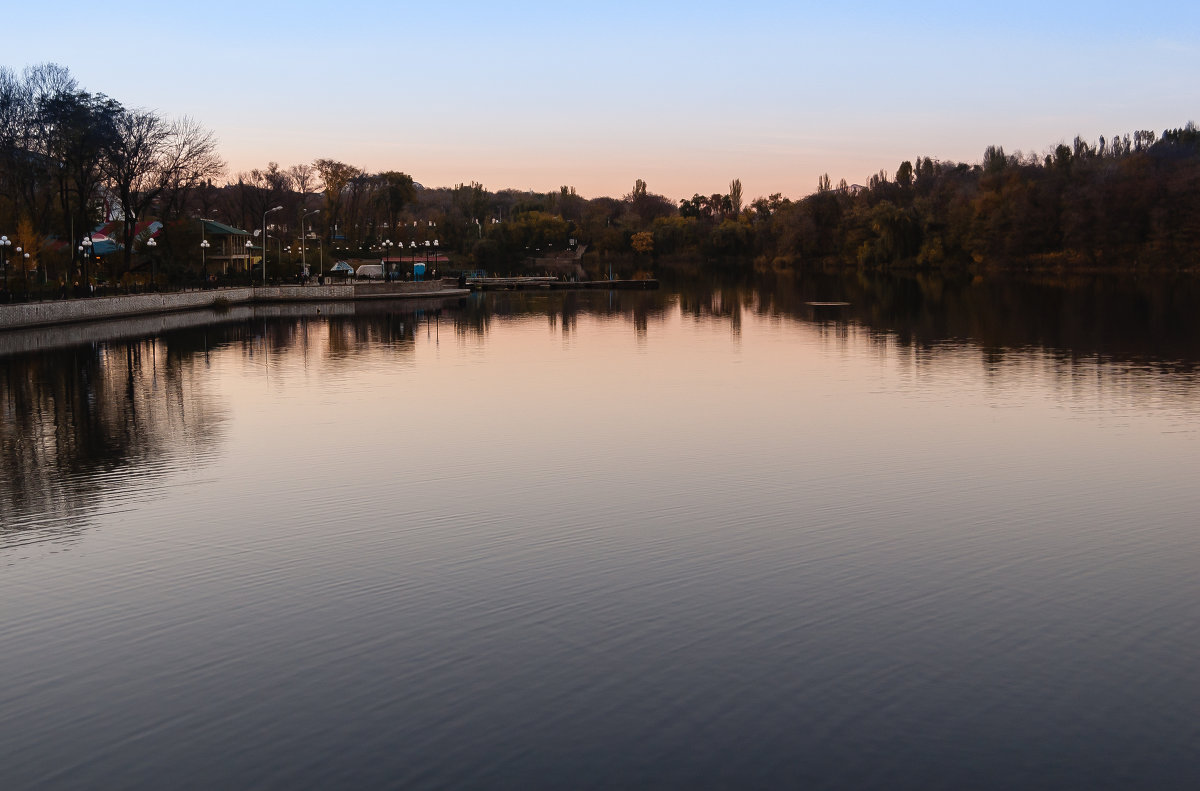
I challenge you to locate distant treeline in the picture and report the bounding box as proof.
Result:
[177,120,1200,275]
[381,125,1200,275]
[726,126,1200,271]
[3,62,1199,285]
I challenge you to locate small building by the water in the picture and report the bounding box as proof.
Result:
[198,219,253,274]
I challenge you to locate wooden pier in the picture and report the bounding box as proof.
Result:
[468,277,659,291]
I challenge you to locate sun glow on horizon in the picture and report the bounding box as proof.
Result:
[3,0,1198,202]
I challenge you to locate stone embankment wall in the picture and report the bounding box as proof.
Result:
[0,302,368,357]
[0,282,463,331]
[0,289,255,330]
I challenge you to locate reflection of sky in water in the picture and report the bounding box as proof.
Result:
[2,280,1200,788]
[4,279,1200,551]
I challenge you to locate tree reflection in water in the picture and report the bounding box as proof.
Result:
[4,272,1199,545]
[0,334,230,542]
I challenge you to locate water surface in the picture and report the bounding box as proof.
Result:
[3,274,1199,789]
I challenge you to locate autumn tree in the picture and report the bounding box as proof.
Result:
[376,171,417,241]
[631,230,654,255]
[313,158,360,243]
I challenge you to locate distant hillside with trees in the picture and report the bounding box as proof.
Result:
[739,127,1200,271]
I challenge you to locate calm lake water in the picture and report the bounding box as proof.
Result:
[3,272,1200,790]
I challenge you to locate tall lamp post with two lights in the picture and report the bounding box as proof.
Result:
[381,239,393,280]
[200,238,210,285]
[301,209,319,278]
[420,240,438,281]
[262,206,283,285]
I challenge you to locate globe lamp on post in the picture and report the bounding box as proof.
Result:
[81,237,93,291]
[200,238,210,284]
[0,235,10,291]
[146,237,157,288]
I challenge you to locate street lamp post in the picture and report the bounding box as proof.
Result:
[146,237,157,288]
[245,239,253,279]
[301,209,319,279]
[200,238,210,285]
[432,239,439,277]
[81,237,93,293]
[0,235,10,292]
[381,239,393,280]
[262,206,283,286]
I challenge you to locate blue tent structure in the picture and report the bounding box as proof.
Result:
[84,221,164,257]
[326,261,354,278]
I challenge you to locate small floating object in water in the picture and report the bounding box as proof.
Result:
[805,301,850,306]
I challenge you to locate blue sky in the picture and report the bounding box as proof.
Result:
[9,1,1199,201]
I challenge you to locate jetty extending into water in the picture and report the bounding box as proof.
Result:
[468,277,659,291]
[0,280,469,332]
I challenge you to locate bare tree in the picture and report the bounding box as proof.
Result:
[103,108,171,278]
[232,170,270,232]
[158,116,224,220]
[104,109,225,278]
[289,163,316,202]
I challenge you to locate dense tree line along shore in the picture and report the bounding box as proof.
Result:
[2,62,1198,298]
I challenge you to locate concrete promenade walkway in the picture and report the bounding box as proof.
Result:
[0,281,469,332]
